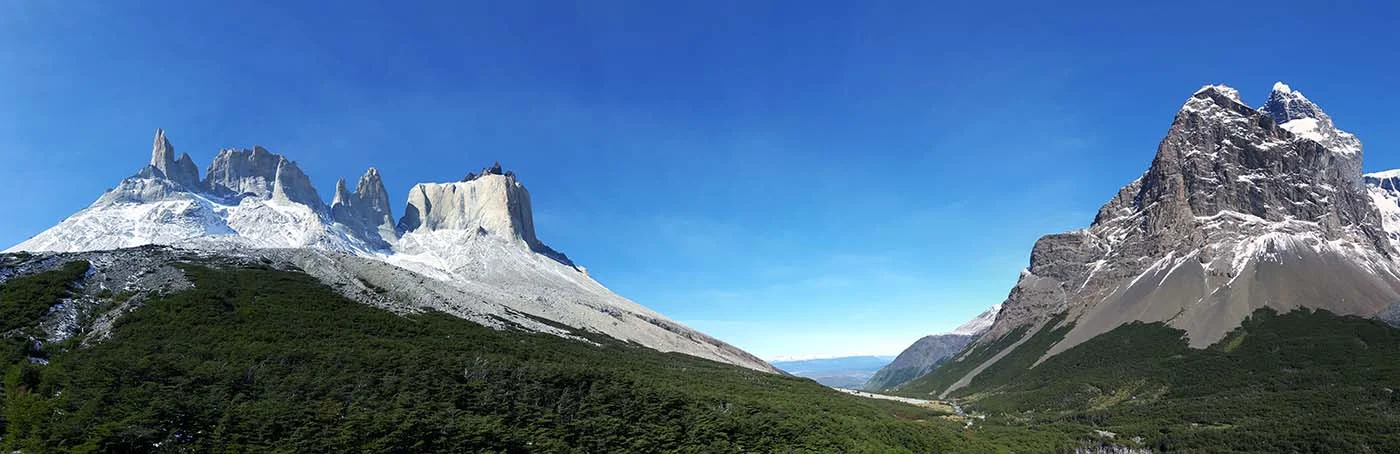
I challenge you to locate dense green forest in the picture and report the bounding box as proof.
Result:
[904,308,1400,452]
[10,257,1396,452]
[0,260,1086,453]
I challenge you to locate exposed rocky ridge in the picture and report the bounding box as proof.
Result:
[863,334,972,391]
[945,83,1400,397]
[399,176,538,245]
[5,131,772,372]
[1261,82,1363,188]
[863,303,1001,391]
[148,129,201,189]
[331,168,397,248]
[1364,170,1400,252]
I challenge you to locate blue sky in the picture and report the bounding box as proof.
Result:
[3,1,1399,360]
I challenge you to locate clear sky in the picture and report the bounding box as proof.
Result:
[3,1,1399,360]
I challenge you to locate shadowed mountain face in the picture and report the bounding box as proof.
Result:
[862,303,1001,391]
[937,83,1400,397]
[862,334,972,391]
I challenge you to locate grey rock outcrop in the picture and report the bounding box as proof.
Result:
[1260,82,1363,188]
[7,132,776,374]
[270,156,321,207]
[202,145,322,208]
[1364,170,1400,252]
[146,129,201,189]
[331,168,397,248]
[399,172,539,245]
[943,83,1400,397]
[398,168,575,266]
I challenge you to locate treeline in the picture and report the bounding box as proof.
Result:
[3,263,1034,453]
[908,306,1400,452]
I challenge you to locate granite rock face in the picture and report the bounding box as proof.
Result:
[270,156,321,207]
[331,168,397,248]
[5,133,775,373]
[1260,82,1363,188]
[147,129,201,189]
[943,83,1400,396]
[398,174,539,246]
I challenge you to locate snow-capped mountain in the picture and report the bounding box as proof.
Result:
[862,303,1001,391]
[934,83,1400,397]
[947,303,1001,336]
[1363,170,1400,252]
[6,131,775,373]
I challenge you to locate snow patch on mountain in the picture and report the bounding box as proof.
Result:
[944,82,1400,396]
[863,303,1003,391]
[5,130,774,373]
[948,303,1001,336]
[1364,171,1400,252]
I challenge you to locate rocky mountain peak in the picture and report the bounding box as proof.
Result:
[204,146,322,209]
[333,177,352,206]
[400,168,536,243]
[1192,84,1244,105]
[1259,81,1363,186]
[6,132,774,374]
[949,303,1002,336]
[957,83,1400,396]
[1262,81,1323,123]
[271,156,321,207]
[149,128,174,168]
[863,303,1002,391]
[147,129,201,188]
[462,161,512,182]
[331,167,397,248]
[396,164,573,265]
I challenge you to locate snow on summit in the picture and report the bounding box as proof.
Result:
[945,82,1400,397]
[6,130,776,373]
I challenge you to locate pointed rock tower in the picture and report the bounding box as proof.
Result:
[147,129,201,188]
[331,167,397,248]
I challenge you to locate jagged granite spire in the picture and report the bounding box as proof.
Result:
[271,156,321,207]
[331,167,397,248]
[332,177,352,207]
[205,146,321,209]
[147,129,200,188]
[5,134,775,373]
[149,129,175,172]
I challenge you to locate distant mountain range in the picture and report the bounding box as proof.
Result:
[862,303,1001,391]
[5,131,773,372]
[915,82,1400,397]
[862,83,1400,450]
[771,355,895,388]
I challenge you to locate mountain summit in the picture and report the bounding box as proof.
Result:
[933,83,1400,397]
[6,132,773,372]
[863,303,1002,391]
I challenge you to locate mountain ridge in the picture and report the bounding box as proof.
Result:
[932,82,1400,397]
[862,303,1001,391]
[6,130,774,373]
